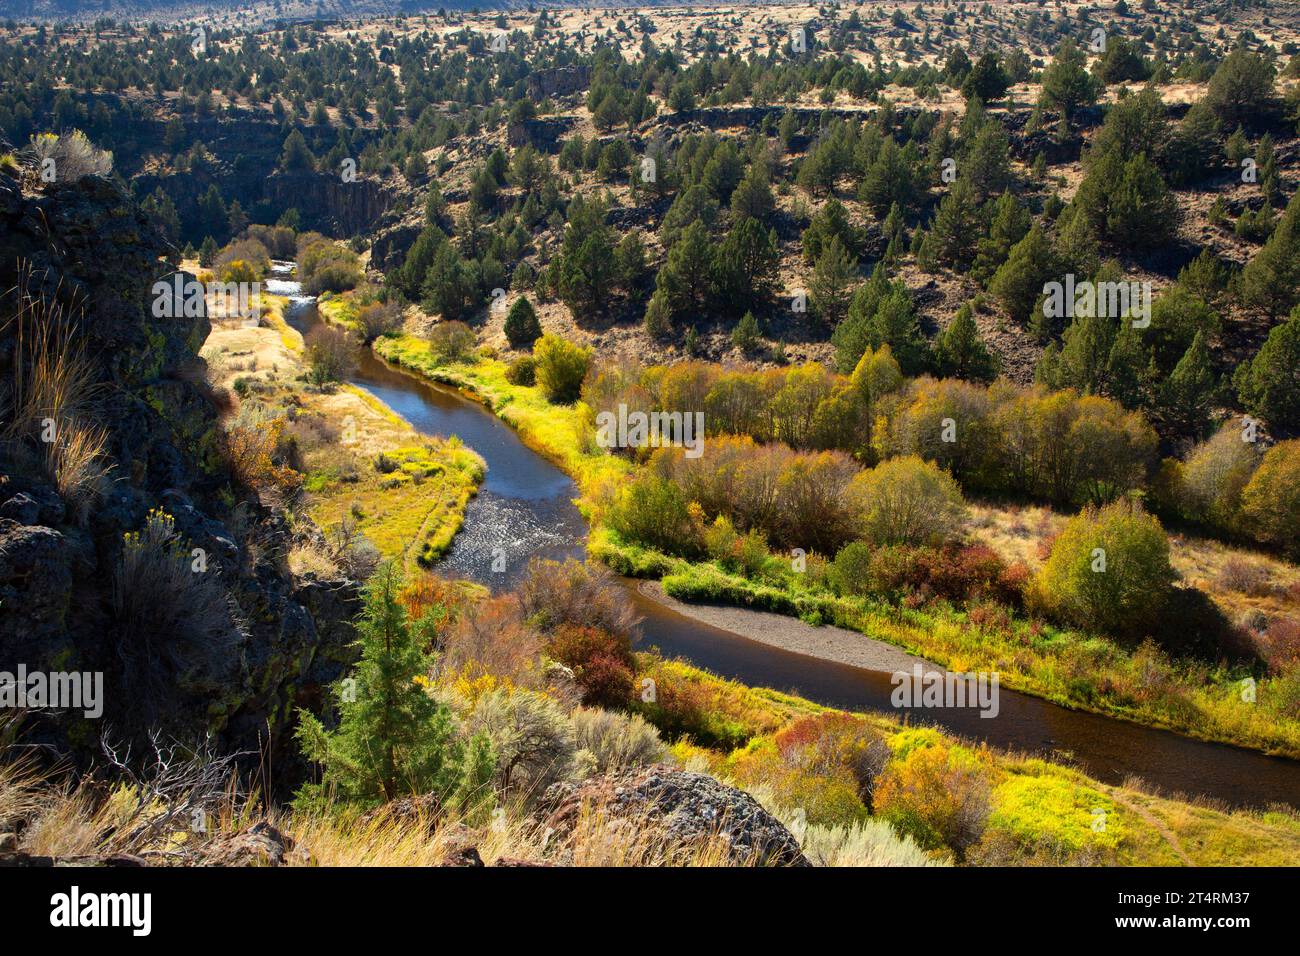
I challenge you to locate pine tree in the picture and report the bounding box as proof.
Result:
[859,137,917,216]
[961,52,1010,103]
[869,285,930,375]
[731,310,762,353]
[1239,190,1300,319]
[713,218,779,313]
[973,191,1030,282]
[810,236,857,330]
[198,235,218,268]
[294,565,495,811]
[731,165,775,223]
[1157,331,1217,440]
[1105,153,1177,248]
[989,224,1058,325]
[1106,324,1150,409]
[929,177,981,269]
[1039,39,1098,133]
[1236,307,1300,432]
[279,128,317,171]
[504,297,542,349]
[1040,313,1116,394]
[658,219,714,316]
[935,303,998,382]
[422,242,476,321]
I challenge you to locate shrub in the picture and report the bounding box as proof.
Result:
[25,130,112,182]
[466,687,576,797]
[427,320,477,363]
[111,509,243,721]
[355,300,403,342]
[304,325,356,386]
[572,707,668,773]
[849,455,966,546]
[773,713,891,809]
[833,542,1021,608]
[874,742,992,860]
[545,623,637,708]
[504,355,537,386]
[516,558,640,640]
[533,333,591,403]
[1240,440,1300,557]
[976,774,1123,864]
[222,403,302,497]
[299,241,362,295]
[1033,499,1174,637]
[607,473,701,556]
[1164,425,1262,532]
[702,515,769,578]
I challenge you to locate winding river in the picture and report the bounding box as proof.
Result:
[271,266,1300,811]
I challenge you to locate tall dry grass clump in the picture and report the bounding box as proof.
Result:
[0,267,110,520]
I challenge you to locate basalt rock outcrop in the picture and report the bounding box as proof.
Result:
[539,766,809,866]
[0,169,359,776]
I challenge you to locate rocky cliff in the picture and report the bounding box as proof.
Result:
[0,169,358,775]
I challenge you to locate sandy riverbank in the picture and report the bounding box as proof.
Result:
[636,581,946,677]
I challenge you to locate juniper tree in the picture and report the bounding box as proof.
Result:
[1239,190,1300,319]
[935,303,998,383]
[295,565,496,812]
[504,297,542,349]
[989,224,1058,326]
[810,236,858,330]
[1235,307,1300,432]
[1156,331,1217,441]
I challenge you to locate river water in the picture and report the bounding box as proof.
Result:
[272,265,1300,811]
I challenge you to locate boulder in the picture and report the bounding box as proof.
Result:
[540,766,808,866]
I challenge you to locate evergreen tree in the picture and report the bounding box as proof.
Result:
[989,224,1058,325]
[731,165,775,223]
[859,137,918,216]
[1236,307,1300,432]
[1039,40,1098,133]
[422,242,477,321]
[935,303,998,382]
[1105,153,1177,247]
[657,219,714,317]
[1205,48,1278,131]
[973,191,1030,282]
[929,177,981,269]
[961,52,1010,103]
[810,236,857,330]
[1157,331,1217,440]
[1239,190,1300,319]
[731,310,762,353]
[557,196,617,319]
[279,128,317,171]
[294,565,496,811]
[713,218,779,313]
[504,297,542,349]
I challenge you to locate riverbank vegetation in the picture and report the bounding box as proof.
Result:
[336,310,1300,758]
[7,557,1299,867]
[199,280,484,578]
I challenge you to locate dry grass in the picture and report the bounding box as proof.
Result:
[0,269,110,518]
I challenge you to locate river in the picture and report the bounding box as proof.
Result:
[271,265,1300,811]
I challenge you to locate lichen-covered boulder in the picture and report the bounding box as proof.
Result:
[540,766,809,866]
